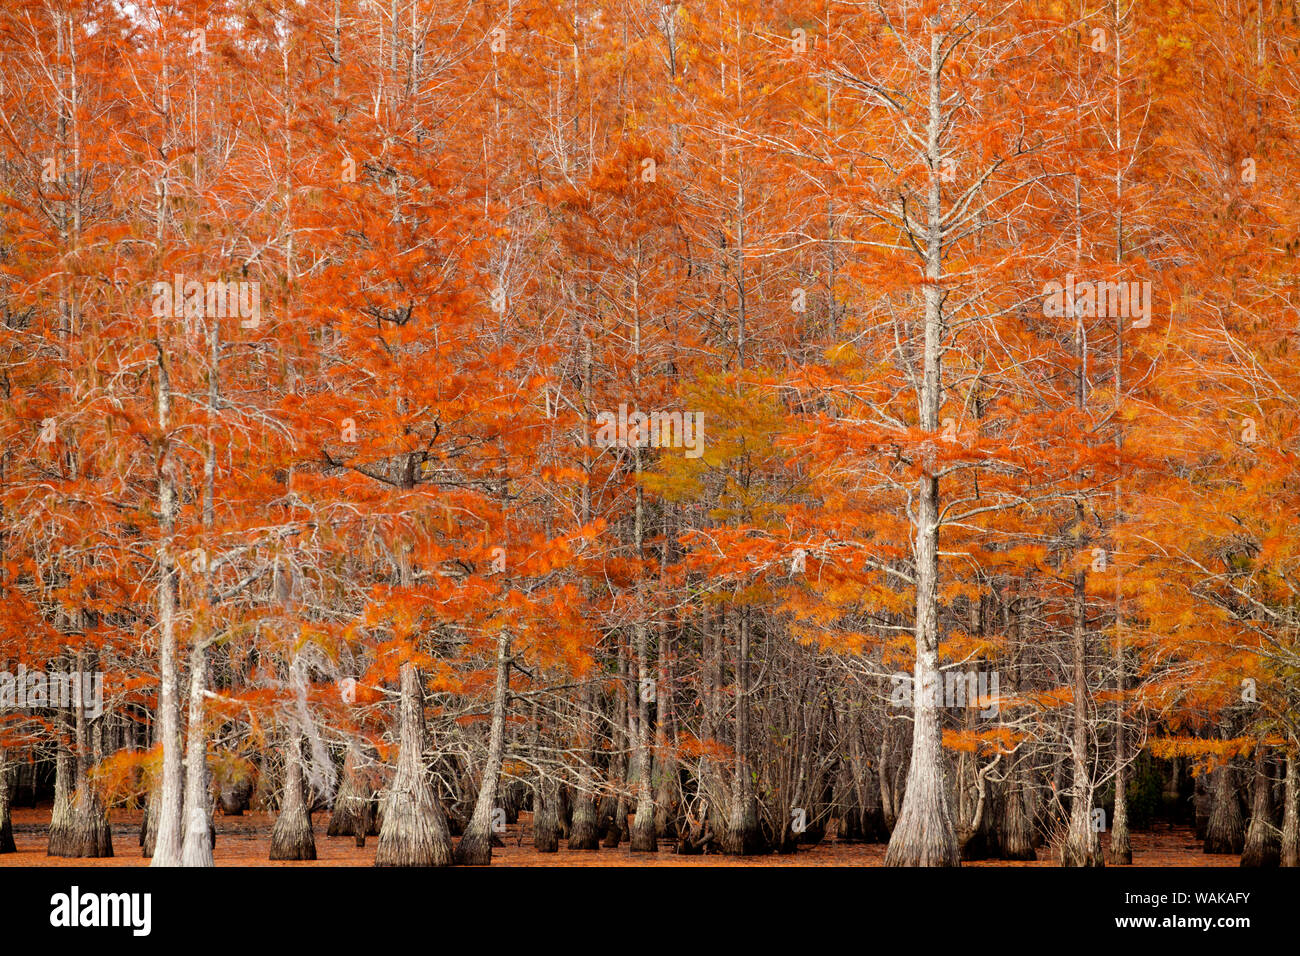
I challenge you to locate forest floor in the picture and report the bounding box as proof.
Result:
[0,807,1238,866]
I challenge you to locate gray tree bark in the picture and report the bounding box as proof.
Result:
[150,347,184,867]
[1061,561,1103,867]
[1240,743,1279,867]
[1281,750,1298,867]
[884,28,960,868]
[0,748,16,854]
[1204,760,1245,855]
[455,633,512,865]
[269,735,316,860]
[374,663,453,866]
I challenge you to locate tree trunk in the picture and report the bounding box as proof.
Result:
[1204,760,1245,854]
[269,736,316,861]
[557,784,572,839]
[1002,765,1037,861]
[141,713,163,856]
[629,616,657,852]
[181,307,220,867]
[884,472,957,866]
[68,675,112,858]
[328,742,374,838]
[1061,564,1103,867]
[1110,658,1131,864]
[884,31,959,868]
[1282,750,1298,868]
[0,749,16,854]
[180,641,213,866]
[1193,768,1211,841]
[878,732,895,833]
[568,789,599,849]
[600,648,629,850]
[533,776,561,853]
[654,619,679,839]
[48,735,73,857]
[456,633,512,865]
[217,776,253,815]
[723,610,765,856]
[375,663,453,866]
[601,792,628,848]
[628,433,657,852]
[151,348,184,867]
[1000,599,1035,860]
[568,681,600,851]
[569,312,601,855]
[1240,743,1279,867]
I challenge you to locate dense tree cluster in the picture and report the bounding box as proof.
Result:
[0,0,1298,867]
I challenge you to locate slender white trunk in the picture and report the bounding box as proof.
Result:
[180,317,219,867]
[456,633,511,864]
[151,348,183,867]
[885,29,959,867]
[179,640,212,866]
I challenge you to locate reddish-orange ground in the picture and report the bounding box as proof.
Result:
[0,807,1236,866]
